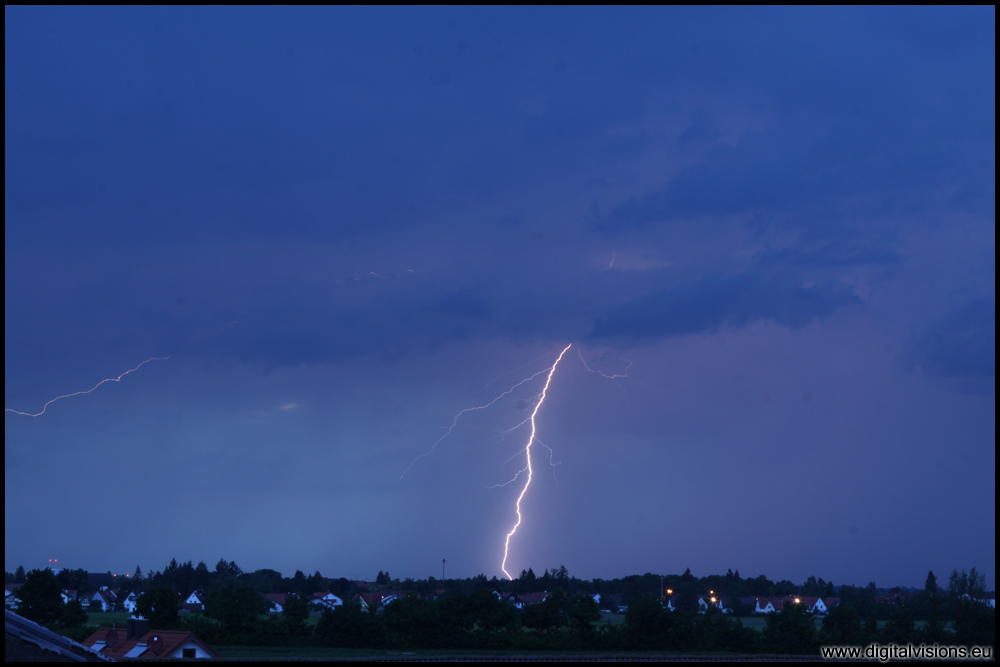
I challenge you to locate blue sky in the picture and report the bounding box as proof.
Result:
[5,6,994,588]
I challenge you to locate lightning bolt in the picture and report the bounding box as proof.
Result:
[5,357,169,417]
[577,346,632,380]
[490,437,560,490]
[501,343,572,580]
[400,365,554,479]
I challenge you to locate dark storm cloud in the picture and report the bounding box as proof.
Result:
[590,271,860,341]
[601,111,992,235]
[5,7,994,585]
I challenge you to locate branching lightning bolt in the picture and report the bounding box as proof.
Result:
[400,366,553,479]
[5,357,169,417]
[486,464,528,490]
[577,346,631,380]
[406,343,625,579]
[501,343,572,580]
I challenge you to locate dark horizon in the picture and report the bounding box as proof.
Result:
[5,7,995,590]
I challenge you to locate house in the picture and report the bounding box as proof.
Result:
[517,592,549,607]
[378,590,413,606]
[665,596,677,611]
[824,597,840,610]
[89,590,118,612]
[697,595,725,613]
[5,584,23,610]
[82,618,218,660]
[123,592,140,614]
[180,591,206,612]
[184,591,206,608]
[309,591,344,609]
[60,590,80,605]
[785,596,828,614]
[263,593,288,613]
[960,593,996,608]
[354,592,384,612]
[494,591,523,608]
[755,597,783,614]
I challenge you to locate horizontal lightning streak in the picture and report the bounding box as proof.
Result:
[501,343,572,580]
[5,357,169,417]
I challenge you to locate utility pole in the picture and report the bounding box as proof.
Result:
[442,558,446,581]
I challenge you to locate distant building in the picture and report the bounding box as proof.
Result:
[755,597,782,614]
[264,593,288,613]
[88,590,119,612]
[516,592,549,606]
[697,595,725,613]
[5,585,23,610]
[123,592,140,614]
[780,595,828,614]
[181,591,206,612]
[354,592,384,612]
[310,591,344,608]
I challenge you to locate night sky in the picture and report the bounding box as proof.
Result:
[5,7,995,589]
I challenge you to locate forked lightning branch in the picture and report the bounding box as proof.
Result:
[403,343,629,580]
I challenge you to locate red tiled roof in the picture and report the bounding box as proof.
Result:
[81,627,218,659]
[517,592,549,605]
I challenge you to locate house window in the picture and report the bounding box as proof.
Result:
[182,648,196,659]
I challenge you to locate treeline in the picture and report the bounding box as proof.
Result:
[7,559,985,614]
[157,572,994,653]
[7,564,995,654]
